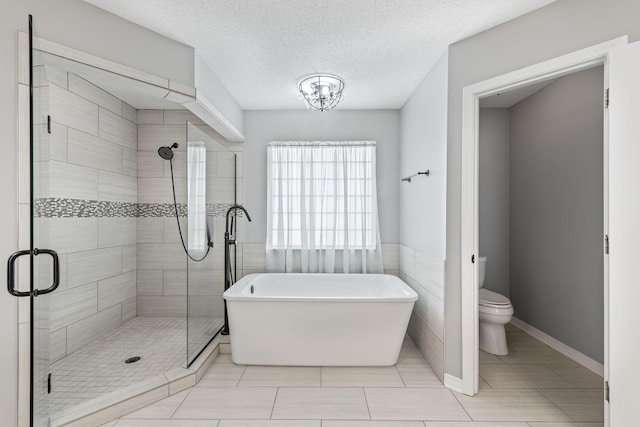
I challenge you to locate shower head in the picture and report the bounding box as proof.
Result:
[158,143,179,160]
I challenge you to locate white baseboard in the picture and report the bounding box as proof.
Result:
[510,317,604,377]
[444,373,463,393]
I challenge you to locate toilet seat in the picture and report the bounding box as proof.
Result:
[479,289,512,309]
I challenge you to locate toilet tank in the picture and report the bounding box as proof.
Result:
[478,256,487,288]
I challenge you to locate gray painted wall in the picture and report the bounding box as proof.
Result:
[478,108,510,297]
[509,66,604,363]
[23,1,194,85]
[398,52,448,378]
[0,1,195,424]
[242,110,400,244]
[399,52,448,258]
[445,0,640,378]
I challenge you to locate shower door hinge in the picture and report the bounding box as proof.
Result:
[47,373,52,394]
[605,235,609,255]
[605,381,610,402]
[47,115,51,134]
[605,88,610,109]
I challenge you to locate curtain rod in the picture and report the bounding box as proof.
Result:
[401,170,430,183]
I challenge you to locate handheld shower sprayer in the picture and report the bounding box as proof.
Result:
[157,142,212,262]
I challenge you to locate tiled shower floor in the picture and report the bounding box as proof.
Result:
[49,317,223,415]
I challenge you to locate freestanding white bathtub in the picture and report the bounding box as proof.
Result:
[223,273,418,366]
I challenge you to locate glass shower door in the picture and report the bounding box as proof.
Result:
[186,121,236,364]
[30,17,56,427]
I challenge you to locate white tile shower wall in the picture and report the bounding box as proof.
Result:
[399,244,445,381]
[47,71,138,363]
[136,110,242,318]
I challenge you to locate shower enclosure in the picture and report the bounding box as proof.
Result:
[11,17,241,426]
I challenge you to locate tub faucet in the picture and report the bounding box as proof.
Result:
[225,204,252,244]
[222,204,252,335]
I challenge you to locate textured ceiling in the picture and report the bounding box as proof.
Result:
[84,0,556,110]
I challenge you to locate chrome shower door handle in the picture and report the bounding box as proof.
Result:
[6,248,60,297]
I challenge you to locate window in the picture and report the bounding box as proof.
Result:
[187,142,207,256]
[267,141,377,250]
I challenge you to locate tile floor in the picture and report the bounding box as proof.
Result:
[102,323,604,426]
[50,317,222,415]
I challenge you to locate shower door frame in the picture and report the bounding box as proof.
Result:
[11,16,64,427]
[185,121,238,366]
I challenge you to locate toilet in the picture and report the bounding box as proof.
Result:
[478,256,513,355]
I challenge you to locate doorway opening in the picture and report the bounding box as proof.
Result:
[459,36,630,427]
[475,64,605,423]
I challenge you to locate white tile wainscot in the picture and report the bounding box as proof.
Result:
[399,244,446,381]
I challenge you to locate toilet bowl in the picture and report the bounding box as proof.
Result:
[478,257,513,355]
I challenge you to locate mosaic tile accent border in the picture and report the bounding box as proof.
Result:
[138,202,187,218]
[34,198,236,218]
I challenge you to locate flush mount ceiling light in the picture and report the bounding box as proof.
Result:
[298,74,345,111]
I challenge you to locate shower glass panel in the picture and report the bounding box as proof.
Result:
[186,121,236,364]
[31,18,53,427]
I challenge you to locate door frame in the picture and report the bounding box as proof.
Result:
[459,36,627,419]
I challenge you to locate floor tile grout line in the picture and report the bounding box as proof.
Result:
[168,385,194,419]
[478,373,493,389]
[395,364,408,387]
[236,365,247,387]
[449,388,474,422]
[531,387,579,422]
[235,364,248,386]
[362,387,373,420]
[269,386,280,419]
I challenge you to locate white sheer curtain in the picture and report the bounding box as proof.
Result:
[187,142,207,258]
[266,141,383,273]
